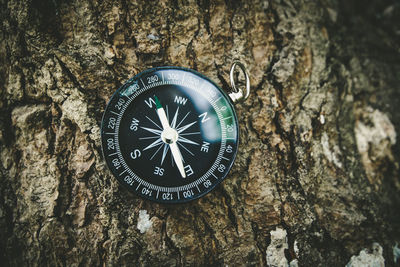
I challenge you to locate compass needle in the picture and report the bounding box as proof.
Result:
[170,143,186,178]
[154,96,171,130]
[154,95,186,178]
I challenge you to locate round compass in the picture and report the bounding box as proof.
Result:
[101,66,244,203]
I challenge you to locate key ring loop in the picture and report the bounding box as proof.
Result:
[229,61,250,103]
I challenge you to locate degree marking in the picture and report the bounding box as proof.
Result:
[212,96,222,105]
[119,169,128,176]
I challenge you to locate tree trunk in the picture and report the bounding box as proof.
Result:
[1,0,399,266]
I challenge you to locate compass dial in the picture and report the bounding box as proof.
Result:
[101,67,239,203]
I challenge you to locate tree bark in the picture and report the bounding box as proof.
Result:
[1,0,400,266]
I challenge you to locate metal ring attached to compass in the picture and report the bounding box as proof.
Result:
[229,61,251,103]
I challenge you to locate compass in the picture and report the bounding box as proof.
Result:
[101,64,250,203]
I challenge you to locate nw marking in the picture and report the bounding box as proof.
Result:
[174,96,188,105]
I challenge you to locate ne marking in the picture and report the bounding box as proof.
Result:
[156,190,160,199]
[108,152,118,157]
[136,182,142,190]
[110,111,120,116]
[105,132,116,135]
[212,173,218,179]
[223,116,232,120]
[196,185,200,192]
[221,156,230,161]
[140,78,146,87]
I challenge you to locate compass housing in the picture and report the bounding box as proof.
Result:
[101,66,239,203]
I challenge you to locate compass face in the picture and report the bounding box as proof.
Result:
[101,67,239,203]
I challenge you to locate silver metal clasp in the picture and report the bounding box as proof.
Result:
[229,61,250,103]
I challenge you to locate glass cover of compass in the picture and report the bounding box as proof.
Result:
[101,67,239,203]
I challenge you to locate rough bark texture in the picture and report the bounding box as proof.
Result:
[1,0,400,266]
